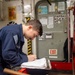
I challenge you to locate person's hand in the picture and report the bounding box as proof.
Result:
[27,54,37,61]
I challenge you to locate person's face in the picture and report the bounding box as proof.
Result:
[25,25,39,40]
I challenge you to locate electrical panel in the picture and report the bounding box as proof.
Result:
[35,0,68,61]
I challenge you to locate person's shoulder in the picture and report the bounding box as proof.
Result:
[1,23,22,33]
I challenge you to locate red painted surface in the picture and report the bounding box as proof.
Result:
[51,57,75,71]
[19,68,28,74]
[51,62,72,71]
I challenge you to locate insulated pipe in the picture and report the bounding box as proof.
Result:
[31,0,37,55]
[0,1,3,20]
[21,0,25,23]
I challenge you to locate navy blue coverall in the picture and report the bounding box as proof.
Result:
[0,24,28,75]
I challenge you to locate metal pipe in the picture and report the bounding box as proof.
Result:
[21,0,25,23]
[0,1,3,20]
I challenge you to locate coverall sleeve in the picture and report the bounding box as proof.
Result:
[2,32,28,67]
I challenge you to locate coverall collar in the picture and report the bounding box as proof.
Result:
[19,24,24,43]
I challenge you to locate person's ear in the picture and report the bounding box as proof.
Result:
[28,25,33,29]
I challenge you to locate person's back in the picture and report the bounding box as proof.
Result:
[0,31,3,74]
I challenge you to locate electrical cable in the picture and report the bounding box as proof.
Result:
[47,0,51,5]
